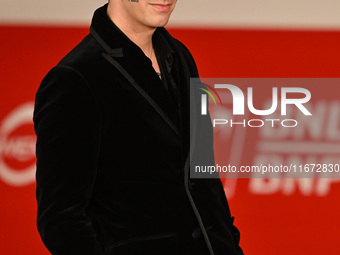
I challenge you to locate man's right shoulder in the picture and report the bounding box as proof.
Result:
[38,32,111,95]
[35,33,105,102]
[55,33,105,75]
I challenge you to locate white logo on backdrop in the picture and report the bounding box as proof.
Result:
[0,102,36,186]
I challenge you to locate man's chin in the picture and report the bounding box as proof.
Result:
[148,17,171,28]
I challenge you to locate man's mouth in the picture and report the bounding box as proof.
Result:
[150,3,172,12]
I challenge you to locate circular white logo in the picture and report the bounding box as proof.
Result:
[0,102,36,186]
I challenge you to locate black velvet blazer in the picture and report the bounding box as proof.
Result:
[33,4,243,255]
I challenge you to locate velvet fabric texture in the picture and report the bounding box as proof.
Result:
[33,4,243,255]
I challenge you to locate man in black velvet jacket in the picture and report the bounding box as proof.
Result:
[33,1,243,255]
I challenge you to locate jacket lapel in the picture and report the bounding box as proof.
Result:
[89,5,180,136]
[159,28,200,171]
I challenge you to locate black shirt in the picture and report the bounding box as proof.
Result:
[153,30,179,108]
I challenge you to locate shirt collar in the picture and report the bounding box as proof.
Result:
[153,27,174,74]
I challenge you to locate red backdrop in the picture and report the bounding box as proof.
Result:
[0,25,339,255]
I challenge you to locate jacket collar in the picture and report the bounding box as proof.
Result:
[90,4,143,57]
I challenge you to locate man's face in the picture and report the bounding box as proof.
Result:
[117,0,178,30]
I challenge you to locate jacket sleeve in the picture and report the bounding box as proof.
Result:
[33,66,104,255]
